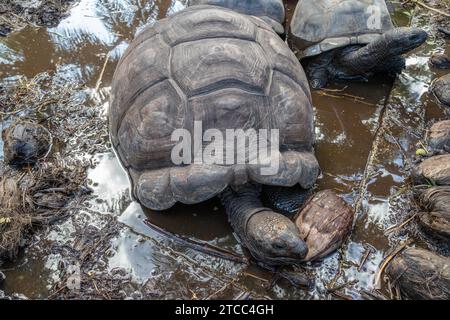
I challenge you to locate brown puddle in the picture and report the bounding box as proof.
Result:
[0,0,448,299]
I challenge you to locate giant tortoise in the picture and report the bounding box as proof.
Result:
[290,0,428,88]
[109,4,321,265]
[188,0,285,33]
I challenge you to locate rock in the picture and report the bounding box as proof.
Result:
[432,74,450,107]
[412,154,450,185]
[0,271,5,284]
[2,120,51,166]
[418,186,450,217]
[386,248,450,300]
[428,120,450,151]
[418,212,450,244]
[429,53,450,69]
[294,190,354,262]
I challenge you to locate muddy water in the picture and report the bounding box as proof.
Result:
[0,0,448,299]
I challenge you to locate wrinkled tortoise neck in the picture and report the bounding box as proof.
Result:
[337,27,428,75]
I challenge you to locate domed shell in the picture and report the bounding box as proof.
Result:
[189,0,285,33]
[109,5,319,210]
[290,0,394,58]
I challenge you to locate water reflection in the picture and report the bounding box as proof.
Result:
[0,0,447,300]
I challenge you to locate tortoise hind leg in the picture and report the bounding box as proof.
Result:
[262,185,312,217]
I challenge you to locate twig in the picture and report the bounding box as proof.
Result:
[389,184,430,200]
[316,91,375,106]
[189,289,198,300]
[234,291,251,300]
[242,271,269,282]
[374,239,413,289]
[321,86,349,92]
[143,219,249,264]
[418,140,429,153]
[358,246,373,272]
[410,0,450,17]
[331,291,353,300]
[386,133,413,170]
[385,212,420,234]
[205,278,237,300]
[326,280,358,293]
[95,53,110,92]
[47,283,67,299]
[360,289,388,300]
[0,109,24,117]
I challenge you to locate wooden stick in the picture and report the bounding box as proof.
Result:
[316,91,375,106]
[326,280,358,293]
[95,52,110,92]
[374,239,412,289]
[205,278,237,300]
[358,246,373,272]
[411,0,450,18]
[143,219,250,264]
[385,212,420,234]
[331,291,353,300]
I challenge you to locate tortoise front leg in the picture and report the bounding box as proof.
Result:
[370,55,406,77]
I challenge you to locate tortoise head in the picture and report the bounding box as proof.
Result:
[381,27,428,56]
[336,27,427,76]
[246,210,308,265]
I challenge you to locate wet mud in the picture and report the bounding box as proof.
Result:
[0,0,449,299]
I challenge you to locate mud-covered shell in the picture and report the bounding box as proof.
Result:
[290,0,394,58]
[109,5,318,210]
[189,0,285,33]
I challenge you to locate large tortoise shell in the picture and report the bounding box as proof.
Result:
[109,5,319,210]
[189,0,285,33]
[290,0,393,58]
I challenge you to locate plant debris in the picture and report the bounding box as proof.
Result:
[0,71,108,264]
[0,159,90,261]
[0,0,78,37]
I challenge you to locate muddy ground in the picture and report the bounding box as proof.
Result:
[0,0,449,300]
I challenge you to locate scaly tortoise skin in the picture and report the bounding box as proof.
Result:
[110,5,320,265]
